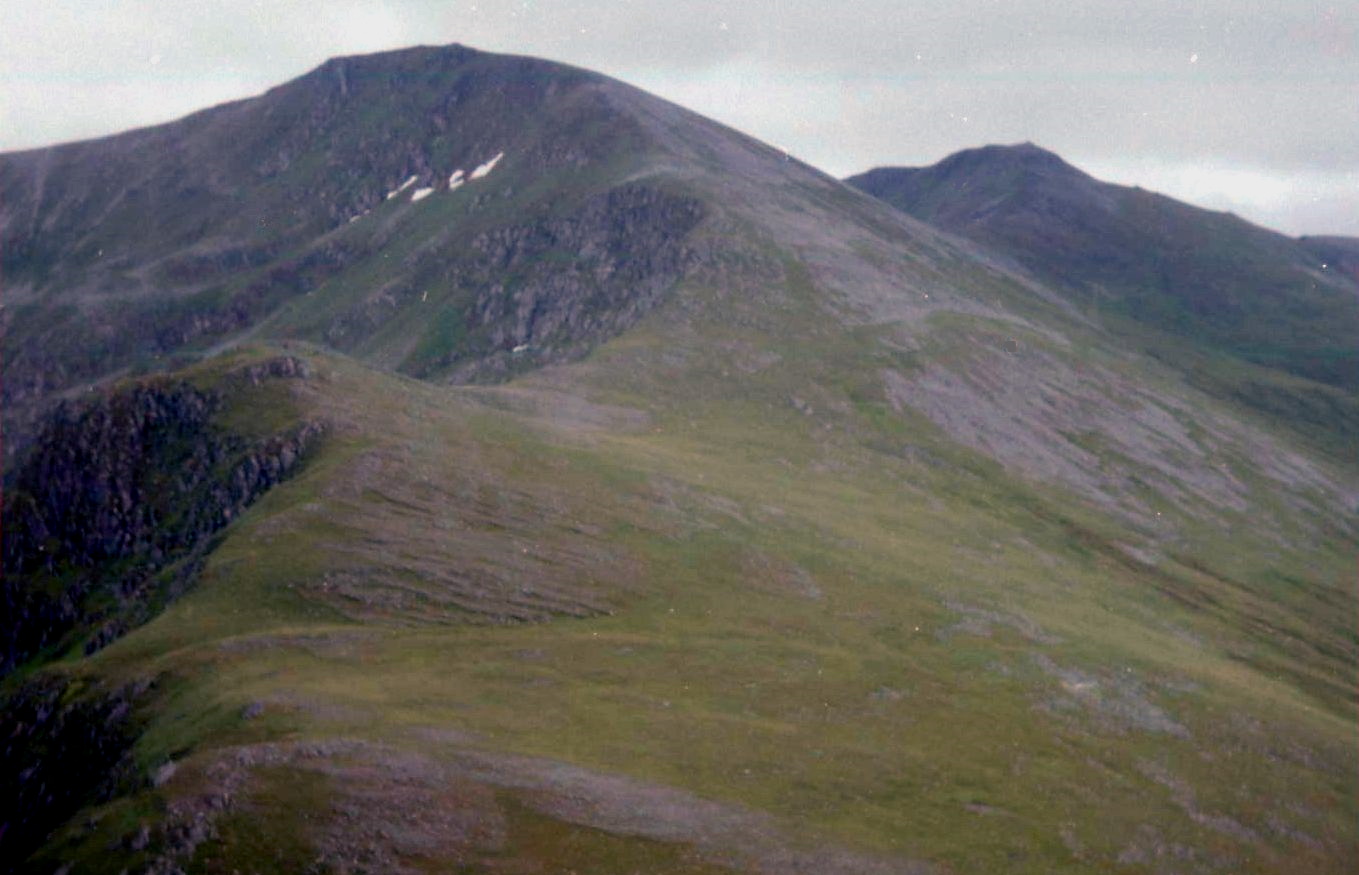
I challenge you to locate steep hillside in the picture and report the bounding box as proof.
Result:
[845,145,1359,390]
[1,356,320,677]
[3,46,1357,874]
[1300,235,1359,285]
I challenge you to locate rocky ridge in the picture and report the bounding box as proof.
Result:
[1,357,322,676]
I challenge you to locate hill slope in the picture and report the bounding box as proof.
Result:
[845,144,1359,390]
[3,47,1357,874]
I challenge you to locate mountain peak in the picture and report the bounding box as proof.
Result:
[843,143,1095,226]
[945,140,1063,162]
[288,42,598,103]
[848,142,1082,190]
[928,141,1087,183]
[0,39,674,460]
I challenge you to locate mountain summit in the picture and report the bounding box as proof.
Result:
[848,142,1102,227]
[847,145,1359,390]
[3,47,1357,873]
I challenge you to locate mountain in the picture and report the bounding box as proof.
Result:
[0,44,708,464]
[3,47,1357,874]
[845,144,1359,391]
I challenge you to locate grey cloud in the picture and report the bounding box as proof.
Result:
[1,0,1355,234]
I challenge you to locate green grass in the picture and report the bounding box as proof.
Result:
[188,766,333,873]
[31,311,1349,873]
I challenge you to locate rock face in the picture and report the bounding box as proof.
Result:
[0,675,149,869]
[0,359,319,869]
[299,181,706,383]
[1,369,323,676]
[447,184,705,380]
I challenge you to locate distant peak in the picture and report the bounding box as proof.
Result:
[846,143,1084,188]
[935,142,1075,173]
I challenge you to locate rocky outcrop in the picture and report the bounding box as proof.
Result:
[1,375,323,676]
[0,674,150,870]
[0,360,318,868]
[468,185,704,345]
[413,184,705,381]
[226,353,312,386]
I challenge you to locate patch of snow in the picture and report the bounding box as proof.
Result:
[512,343,529,354]
[385,175,418,200]
[411,187,434,202]
[348,215,361,223]
[469,152,504,180]
[448,169,465,190]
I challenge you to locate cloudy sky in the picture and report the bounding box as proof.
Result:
[2,0,1355,235]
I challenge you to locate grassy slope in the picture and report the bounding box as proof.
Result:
[29,234,1358,872]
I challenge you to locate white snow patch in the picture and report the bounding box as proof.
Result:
[385,175,418,199]
[411,186,434,202]
[512,343,529,354]
[448,169,465,190]
[348,215,361,223]
[469,152,504,180]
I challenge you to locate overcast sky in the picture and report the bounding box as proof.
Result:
[2,1,1355,235]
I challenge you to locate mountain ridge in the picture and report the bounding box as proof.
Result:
[846,143,1359,391]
